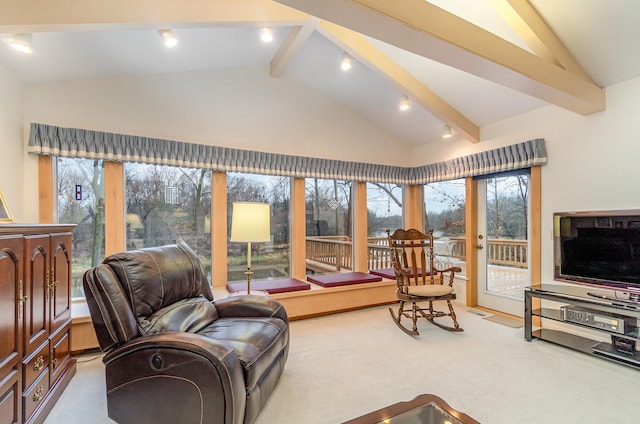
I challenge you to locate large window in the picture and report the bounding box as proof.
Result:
[424,178,466,273]
[56,157,105,298]
[366,182,403,270]
[226,173,291,282]
[125,163,212,276]
[305,178,353,274]
[366,182,403,236]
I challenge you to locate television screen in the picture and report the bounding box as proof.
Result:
[554,210,640,292]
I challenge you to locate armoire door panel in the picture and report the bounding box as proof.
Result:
[0,236,22,384]
[50,234,72,334]
[23,236,50,357]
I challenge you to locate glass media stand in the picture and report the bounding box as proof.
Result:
[525,284,640,368]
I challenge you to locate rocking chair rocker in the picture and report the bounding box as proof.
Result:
[386,228,464,335]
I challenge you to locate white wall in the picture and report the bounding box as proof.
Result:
[19,65,414,221]
[0,64,25,220]
[413,76,640,283]
[23,65,412,159]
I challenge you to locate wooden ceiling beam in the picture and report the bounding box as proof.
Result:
[0,0,310,32]
[270,17,319,78]
[487,0,595,84]
[318,20,479,143]
[276,0,605,115]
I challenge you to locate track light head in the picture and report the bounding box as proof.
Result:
[158,29,178,48]
[399,95,411,111]
[442,124,453,139]
[260,27,274,43]
[341,53,352,71]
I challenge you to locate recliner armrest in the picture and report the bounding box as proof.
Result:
[103,332,246,424]
[214,295,288,323]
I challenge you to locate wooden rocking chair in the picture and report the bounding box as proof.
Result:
[386,228,464,335]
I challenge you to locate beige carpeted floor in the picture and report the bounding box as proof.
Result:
[45,304,640,424]
[482,314,524,328]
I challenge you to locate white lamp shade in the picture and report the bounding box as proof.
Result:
[230,202,271,243]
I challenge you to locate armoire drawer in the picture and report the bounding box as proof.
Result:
[22,342,49,391]
[22,369,49,422]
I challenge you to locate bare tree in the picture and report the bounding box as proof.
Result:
[486,176,528,239]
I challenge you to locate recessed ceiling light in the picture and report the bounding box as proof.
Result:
[260,27,274,43]
[341,53,352,71]
[158,29,178,48]
[4,33,33,54]
[399,95,411,111]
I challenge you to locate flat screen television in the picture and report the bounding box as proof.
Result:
[554,210,640,300]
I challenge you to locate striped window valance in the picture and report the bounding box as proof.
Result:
[408,138,548,184]
[28,123,547,184]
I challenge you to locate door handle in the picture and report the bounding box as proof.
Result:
[476,244,484,249]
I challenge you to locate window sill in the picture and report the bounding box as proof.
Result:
[71,299,91,323]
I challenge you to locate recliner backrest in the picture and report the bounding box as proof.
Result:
[103,241,213,319]
[83,241,216,351]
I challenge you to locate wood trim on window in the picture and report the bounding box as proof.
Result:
[104,161,125,255]
[38,155,54,223]
[291,177,306,280]
[403,184,423,229]
[530,166,542,324]
[353,182,368,272]
[530,165,542,285]
[211,171,228,287]
[465,176,478,306]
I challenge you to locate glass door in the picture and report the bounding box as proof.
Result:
[476,173,531,316]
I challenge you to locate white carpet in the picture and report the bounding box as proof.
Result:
[482,314,524,328]
[46,305,640,424]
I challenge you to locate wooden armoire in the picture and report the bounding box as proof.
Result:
[0,224,77,424]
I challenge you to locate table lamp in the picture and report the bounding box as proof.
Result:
[230,202,271,294]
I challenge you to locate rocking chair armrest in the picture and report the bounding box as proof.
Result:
[432,266,461,287]
[432,266,462,274]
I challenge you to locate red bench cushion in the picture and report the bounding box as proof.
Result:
[369,268,397,279]
[307,272,382,288]
[226,278,310,294]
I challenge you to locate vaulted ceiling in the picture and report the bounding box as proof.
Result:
[1,0,639,147]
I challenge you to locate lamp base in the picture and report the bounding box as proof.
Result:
[245,267,253,294]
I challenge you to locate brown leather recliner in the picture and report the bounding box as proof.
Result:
[83,241,289,424]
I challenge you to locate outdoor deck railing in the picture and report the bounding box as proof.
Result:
[305,236,353,271]
[305,235,527,272]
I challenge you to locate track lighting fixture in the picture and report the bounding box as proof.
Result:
[158,29,178,48]
[399,95,411,111]
[442,124,453,139]
[260,27,274,43]
[341,52,352,71]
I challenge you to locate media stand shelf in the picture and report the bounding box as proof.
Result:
[525,284,640,369]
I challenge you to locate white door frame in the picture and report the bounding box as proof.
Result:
[475,176,531,317]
